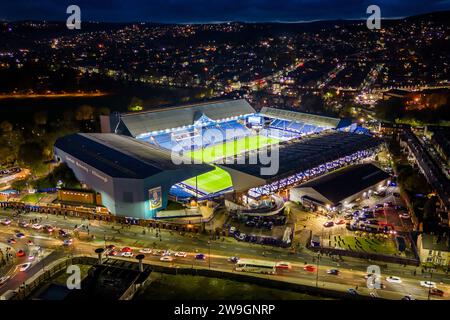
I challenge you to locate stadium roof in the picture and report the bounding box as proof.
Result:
[220,131,382,183]
[119,99,256,137]
[296,163,390,205]
[259,107,347,129]
[54,133,213,179]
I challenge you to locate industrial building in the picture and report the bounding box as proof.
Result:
[289,163,390,211]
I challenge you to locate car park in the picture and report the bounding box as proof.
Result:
[420,281,436,288]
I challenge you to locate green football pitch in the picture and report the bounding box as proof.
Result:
[182,135,280,194]
[185,135,279,163]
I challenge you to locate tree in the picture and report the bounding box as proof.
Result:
[75,104,94,121]
[18,142,44,169]
[128,97,144,111]
[0,120,13,133]
[33,111,48,126]
[374,98,405,122]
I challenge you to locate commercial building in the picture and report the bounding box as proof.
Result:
[289,163,390,211]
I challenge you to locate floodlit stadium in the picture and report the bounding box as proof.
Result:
[55,99,381,219]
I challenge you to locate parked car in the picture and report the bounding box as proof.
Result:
[174,252,187,257]
[139,248,152,254]
[63,239,73,246]
[121,247,132,253]
[108,250,118,256]
[0,219,11,226]
[7,238,16,244]
[16,249,26,257]
[335,219,345,225]
[323,221,334,228]
[43,225,54,233]
[121,251,134,257]
[402,294,414,300]
[31,224,42,230]
[58,229,69,237]
[160,256,174,262]
[15,232,25,239]
[399,213,411,219]
[18,221,29,228]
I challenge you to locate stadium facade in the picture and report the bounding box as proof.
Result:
[54,99,382,219]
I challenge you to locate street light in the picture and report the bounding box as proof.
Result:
[315,252,320,288]
[208,240,211,270]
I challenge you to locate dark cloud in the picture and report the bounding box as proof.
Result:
[0,0,448,23]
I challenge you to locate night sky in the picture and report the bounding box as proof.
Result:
[1,0,449,23]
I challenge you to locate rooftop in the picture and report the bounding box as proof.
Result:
[222,131,381,182]
[420,233,450,252]
[119,99,256,137]
[296,163,390,205]
[54,133,212,179]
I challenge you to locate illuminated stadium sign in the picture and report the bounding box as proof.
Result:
[149,186,162,209]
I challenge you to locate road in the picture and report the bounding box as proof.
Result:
[0,209,448,300]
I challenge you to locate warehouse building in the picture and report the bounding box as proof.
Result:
[289,163,390,211]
